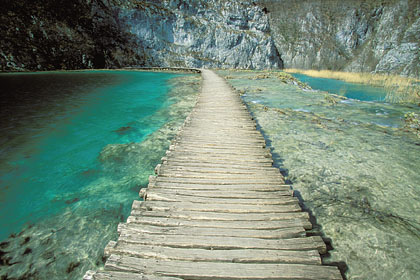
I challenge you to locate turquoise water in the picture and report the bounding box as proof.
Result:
[220,70,420,280]
[292,73,387,101]
[0,71,199,279]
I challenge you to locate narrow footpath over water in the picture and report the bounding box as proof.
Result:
[84,70,342,279]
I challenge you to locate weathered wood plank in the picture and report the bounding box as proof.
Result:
[116,232,326,253]
[157,171,284,181]
[155,177,284,185]
[142,191,298,205]
[105,255,342,279]
[158,165,281,175]
[180,129,264,136]
[84,270,182,280]
[163,155,274,165]
[162,158,274,168]
[166,150,273,160]
[131,209,309,222]
[108,242,322,265]
[143,186,293,198]
[172,137,266,146]
[126,215,313,231]
[159,160,274,170]
[171,139,266,148]
[117,223,307,239]
[168,148,271,157]
[134,200,302,214]
[148,184,293,195]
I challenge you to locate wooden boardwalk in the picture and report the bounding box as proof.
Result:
[84,70,342,279]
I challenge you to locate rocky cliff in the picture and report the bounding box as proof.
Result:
[0,0,282,71]
[1,0,419,76]
[264,0,420,77]
[118,0,282,69]
[0,0,143,70]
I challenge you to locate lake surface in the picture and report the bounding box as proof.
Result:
[220,70,420,280]
[0,70,199,279]
[292,73,387,102]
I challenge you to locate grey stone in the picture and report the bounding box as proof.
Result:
[265,0,420,77]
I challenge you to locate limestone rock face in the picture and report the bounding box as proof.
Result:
[0,0,282,71]
[118,0,282,69]
[264,0,420,77]
[1,0,419,77]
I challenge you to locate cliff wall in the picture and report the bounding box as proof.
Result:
[0,0,282,71]
[1,0,419,77]
[264,0,420,77]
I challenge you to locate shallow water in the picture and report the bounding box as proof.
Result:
[220,70,420,280]
[292,73,387,102]
[0,70,200,279]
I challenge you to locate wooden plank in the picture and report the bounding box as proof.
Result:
[166,150,273,159]
[144,186,293,197]
[143,191,298,205]
[155,177,284,185]
[173,137,266,146]
[157,171,284,181]
[162,159,274,168]
[161,158,273,168]
[149,183,293,194]
[134,200,302,214]
[171,139,266,148]
[84,270,182,280]
[126,215,313,231]
[168,148,270,156]
[168,148,267,155]
[163,155,274,165]
[158,164,280,174]
[131,209,309,222]
[105,255,342,279]
[118,223,307,239]
[108,242,322,265]
[179,129,264,136]
[117,232,326,253]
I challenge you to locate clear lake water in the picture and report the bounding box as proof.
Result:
[0,70,200,279]
[292,73,387,102]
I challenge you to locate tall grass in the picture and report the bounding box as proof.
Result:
[285,69,420,104]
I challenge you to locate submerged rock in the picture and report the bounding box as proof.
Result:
[113,126,133,135]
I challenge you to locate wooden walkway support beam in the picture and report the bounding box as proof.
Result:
[84,70,342,280]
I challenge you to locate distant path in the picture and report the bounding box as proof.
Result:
[84,70,342,279]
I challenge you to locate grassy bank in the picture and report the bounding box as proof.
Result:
[285,69,420,104]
